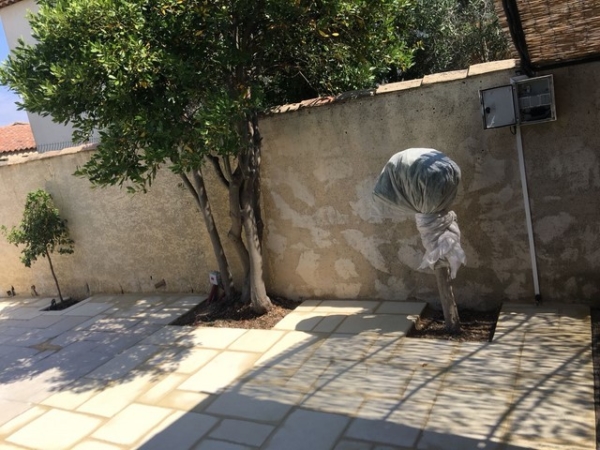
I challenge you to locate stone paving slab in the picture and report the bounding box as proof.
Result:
[139,410,218,450]
[209,419,274,447]
[91,403,174,446]
[178,351,260,394]
[0,296,595,450]
[6,409,103,450]
[86,344,161,381]
[265,408,349,450]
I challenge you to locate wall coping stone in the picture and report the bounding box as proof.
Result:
[376,78,423,94]
[422,68,469,85]
[467,59,519,77]
[0,143,96,167]
[267,59,520,116]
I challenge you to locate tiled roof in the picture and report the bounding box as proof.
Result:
[0,0,24,9]
[0,122,36,154]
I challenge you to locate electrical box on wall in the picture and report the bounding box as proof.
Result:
[209,271,221,286]
[479,75,556,129]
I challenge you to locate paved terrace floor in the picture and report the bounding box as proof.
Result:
[0,295,594,450]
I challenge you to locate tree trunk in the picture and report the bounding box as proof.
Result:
[227,167,251,303]
[435,264,461,333]
[237,112,272,314]
[241,179,271,313]
[180,171,235,299]
[252,166,264,243]
[45,249,63,302]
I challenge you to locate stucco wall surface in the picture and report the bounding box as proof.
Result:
[0,59,598,307]
[0,146,236,299]
[260,60,600,307]
[522,63,600,302]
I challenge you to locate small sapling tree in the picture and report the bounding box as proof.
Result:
[2,190,74,302]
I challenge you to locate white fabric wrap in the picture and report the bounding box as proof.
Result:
[415,211,466,279]
[373,148,466,278]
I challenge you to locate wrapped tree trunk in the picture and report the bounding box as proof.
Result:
[374,148,466,332]
[435,264,460,333]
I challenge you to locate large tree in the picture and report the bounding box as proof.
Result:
[1,0,415,312]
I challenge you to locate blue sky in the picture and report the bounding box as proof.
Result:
[0,18,29,126]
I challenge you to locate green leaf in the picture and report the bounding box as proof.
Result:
[2,189,74,269]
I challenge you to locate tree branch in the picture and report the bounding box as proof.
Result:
[208,155,230,188]
[223,155,233,180]
[179,172,203,212]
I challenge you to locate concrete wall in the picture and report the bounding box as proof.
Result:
[523,62,600,302]
[0,0,75,147]
[259,59,600,307]
[0,146,238,299]
[0,59,598,307]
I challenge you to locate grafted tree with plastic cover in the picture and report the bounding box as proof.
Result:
[374,148,466,332]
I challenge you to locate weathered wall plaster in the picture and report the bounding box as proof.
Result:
[1,59,599,307]
[0,146,239,299]
[518,63,600,302]
[260,59,600,307]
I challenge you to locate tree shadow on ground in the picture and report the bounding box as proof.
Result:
[0,295,203,406]
[0,299,593,449]
[138,305,592,449]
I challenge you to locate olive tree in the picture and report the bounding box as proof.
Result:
[1,0,415,312]
[404,0,510,79]
[2,190,74,302]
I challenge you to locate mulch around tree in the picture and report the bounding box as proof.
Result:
[170,295,300,329]
[172,295,500,344]
[41,297,80,311]
[407,305,500,342]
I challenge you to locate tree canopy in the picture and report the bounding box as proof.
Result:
[404,0,510,79]
[0,0,418,312]
[2,0,415,185]
[2,189,74,301]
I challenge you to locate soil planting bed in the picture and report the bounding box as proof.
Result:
[41,297,80,311]
[171,296,299,329]
[407,305,500,342]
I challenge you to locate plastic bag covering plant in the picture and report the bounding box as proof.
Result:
[373,148,465,331]
[2,190,74,302]
[373,148,466,276]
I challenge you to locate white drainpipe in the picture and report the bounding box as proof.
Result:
[515,124,541,302]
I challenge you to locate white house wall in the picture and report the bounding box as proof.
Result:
[0,0,75,148]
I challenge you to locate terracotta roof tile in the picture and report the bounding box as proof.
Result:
[0,0,24,9]
[0,122,36,153]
